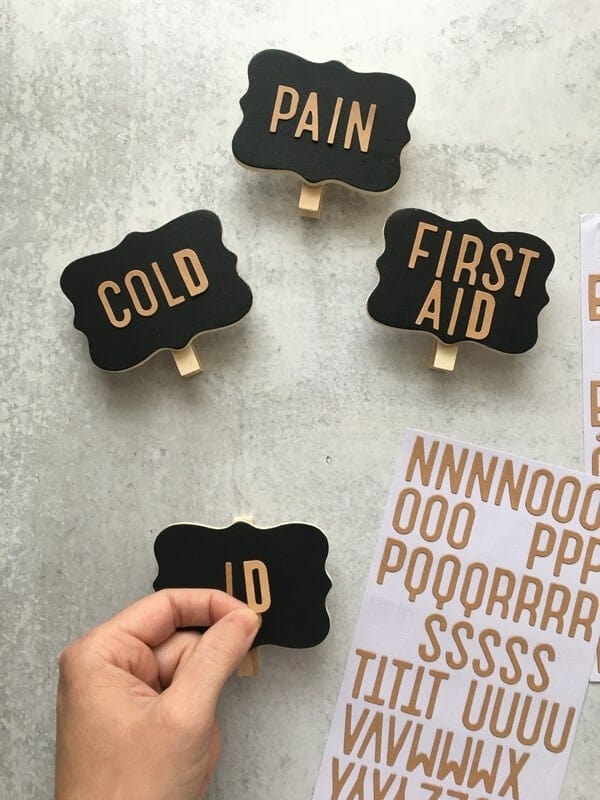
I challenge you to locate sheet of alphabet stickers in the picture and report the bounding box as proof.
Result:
[312,430,600,800]
[580,213,600,682]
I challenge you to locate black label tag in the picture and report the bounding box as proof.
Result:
[60,211,252,371]
[233,49,415,192]
[153,520,331,649]
[368,209,555,353]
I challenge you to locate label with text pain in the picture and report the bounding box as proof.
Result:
[232,49,415,192]
[153,520,331,649]
[368,209,554,354]
[60,211,252,371]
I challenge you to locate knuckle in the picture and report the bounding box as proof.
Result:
[156,588,187,630]
[57,633,98,679]
[161,698,202,733]
[57,643,80,679]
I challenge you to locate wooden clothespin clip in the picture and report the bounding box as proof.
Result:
[171,342,203,377]
[231,515,260,677]
[428,340,458,373]
[299,183,324,220]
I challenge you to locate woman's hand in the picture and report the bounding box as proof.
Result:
[55,589,260,800]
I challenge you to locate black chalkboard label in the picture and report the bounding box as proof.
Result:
[153,520,331,649]
[368,209,555,354]
[60,211,252,372]
[232,49,416,192]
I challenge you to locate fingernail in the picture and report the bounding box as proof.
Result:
[231,608,261,636]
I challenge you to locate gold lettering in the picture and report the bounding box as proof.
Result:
[465,291,495,340]
[568,591,598,641]
[415,280,442,329]
[377,538,406,585]
[386,718,412,767]
[516,695,547,746]
[393,488,421,534]
[553,529,584,577]
[173,249,209,297]
[485,568,516,618]
[515,247,540,297]
[435,230,453,278]
[436,732,472,786]
[409,222,439,269]
[151,261,184,307]
[591,381,600,426]
[344,100,377,152]
[97,280,131,328]
[588,275,600,320]
[544,704,576,754]
[124,269,158,317]
[494,459,527,510]
[327,97,344,144]
[364,656,388,706]
[453,235,483,285]
[343,704,369,755]
[352,649,377,698]
[581,537,600,584]
[525,468,554,516]
[294,91,319,141]
[435,444,468,494]
[483,242,511,291]
[405,435,439,485]
[243,560,271,613]
[269,85,299,132]
[466,739,502,793]
[540,584,570,635]
[405,724,442,777]
[526,522,556,570]
[465,452,499,502]
[331,757,355,800]
[497,749,529,799]
[447,287,464,336]
[513,575,543,626]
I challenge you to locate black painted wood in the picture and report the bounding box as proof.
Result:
[153,520,331,649]
[60,211,252,371]
[232,49,415,192]
[368,209,555,354]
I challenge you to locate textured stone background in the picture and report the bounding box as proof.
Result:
[1,1,599,798]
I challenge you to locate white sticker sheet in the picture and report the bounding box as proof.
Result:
[312,431,600,800]
[581,213,600,682]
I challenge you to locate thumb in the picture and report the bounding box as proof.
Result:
[165,607,261,716]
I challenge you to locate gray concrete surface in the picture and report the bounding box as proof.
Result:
[1,1,600,798]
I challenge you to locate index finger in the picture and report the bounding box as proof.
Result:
[100,589,247,648]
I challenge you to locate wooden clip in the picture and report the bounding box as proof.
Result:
[299,183,324,219]
[428,340,458,372]
[232,515,255,525]
[231,515,260,677]
[238,647,260,677]
[172,342,203,377]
